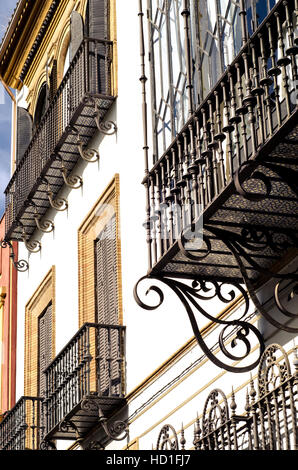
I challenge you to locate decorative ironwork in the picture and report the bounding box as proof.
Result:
[54,154,83,189]
[19,224,41,254]
[65,125,100,163]
[137,0,298,374]
[156,424,179,450]
[134,275,265,373]
[94,118,117,136]
[0,239,29,272]
[4,37,114,243]
[139,0,298,272]
[41,178,68,212]
[155,343,298,450]
[0,397,43,450]
[43,323,126,441]
[80,399,128,442]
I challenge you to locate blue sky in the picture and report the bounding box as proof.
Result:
[0,1,18,217]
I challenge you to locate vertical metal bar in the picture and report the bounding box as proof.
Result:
[275,10,291,117]
[182,0,194,116]
[139,0,152,270]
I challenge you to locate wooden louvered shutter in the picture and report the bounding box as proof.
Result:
[94,214,118,325]
[86,0,109,94]
[94,215,120,396]
[16,107,32,166]
[38,303,52,398]
[70,11,84,62]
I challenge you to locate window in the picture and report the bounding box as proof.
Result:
[38,303,53,398]
[147,1,246,162]
[33,82,49,129]
[94,215,118,325]
[24,267,55,398]
[78,175,122,327]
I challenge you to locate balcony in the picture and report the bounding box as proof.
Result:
[135,0,298,373]
[4,37,115,244]
[42,323,126,443]
[143,0,298,284]
[0,396,43,450]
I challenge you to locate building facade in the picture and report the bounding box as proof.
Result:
[0,0,297,451]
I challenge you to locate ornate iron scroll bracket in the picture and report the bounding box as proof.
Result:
[26,201,55,234]
[59,419,83,442]
[40,177,69,211]
[81,398,128,443]
[134,274,265,373]
[234,158,298,201]
[40,439,57,451]
[183,222,298,331]
[18,222,41,254]
[92,103,117,136]
[53,154,83,188]
[65,125,100,162]
[0,239,29,272]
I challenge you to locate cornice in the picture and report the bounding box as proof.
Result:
[20,0,61,82]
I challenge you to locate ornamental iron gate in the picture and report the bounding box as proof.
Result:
[155,343,298,450]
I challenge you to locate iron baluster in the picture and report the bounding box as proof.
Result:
[272,388,283,450]
[165,154,174,246]
[258,31,274,138]
[235,62,249,163]
[182,131,192,227]
[221,79,234,180]
[160,161,169,252]
[201,106,213,202]
[280,382,291,449]
[250,41,265,144]
[150,174,158,264]
[214,90,226,189]
[170,147,180,242]
[228,68,242,170]
[242,51,258,155]
[155,168,163,258]
[194,116,205,208]
[284,1,298,83]
[275,10,291,117]
[207,99,219,197]
[266,21,282,128]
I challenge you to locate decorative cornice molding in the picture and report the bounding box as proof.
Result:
[20,0,61,81]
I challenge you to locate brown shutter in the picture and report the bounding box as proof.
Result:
[94,215,120,396]
[38,303,52,398]
[94,214,118,325]
[16,107,32,166]
[86,0,109,93]
[70,11,84,62]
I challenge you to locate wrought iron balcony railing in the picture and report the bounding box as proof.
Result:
[42,323,126,444]
[155,343,298,451]
[0,396,43,450]
[4,37,115,246]
[141,0,298,279]
[135,0,298,374]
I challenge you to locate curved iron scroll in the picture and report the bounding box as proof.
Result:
[0,239,29,272]
[134,275,265,373]
[80,398,128,443]
[156,424,179,450]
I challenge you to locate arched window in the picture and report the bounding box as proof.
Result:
[33,83,49,129]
